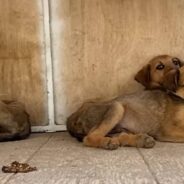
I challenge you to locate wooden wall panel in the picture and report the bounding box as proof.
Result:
[51,0,184,124]
[0,0,48,125]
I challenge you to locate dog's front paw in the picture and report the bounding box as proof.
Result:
[102,137,120,150]
[136,134,156,148]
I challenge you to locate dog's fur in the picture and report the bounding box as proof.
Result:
[0,100,30,141]
[67,55,184,150]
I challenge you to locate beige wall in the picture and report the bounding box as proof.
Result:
[0,0,48,125]
[1,0,184,127]
[51,0,184,125]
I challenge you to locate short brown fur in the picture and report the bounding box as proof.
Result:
[67,55,184,150]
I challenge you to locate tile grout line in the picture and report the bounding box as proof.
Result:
[3,134,53,184]
[26,134,53,163]
[137,148,160,184]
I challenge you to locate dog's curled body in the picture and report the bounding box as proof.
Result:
[67,55,184,149]
[67,90,173,142]
[114,90,168,136]
[0,100,30,142]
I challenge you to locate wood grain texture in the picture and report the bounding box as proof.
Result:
[51,0,184,124]
[0,0,48,125]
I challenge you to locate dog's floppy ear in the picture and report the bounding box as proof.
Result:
[135,64,151,88]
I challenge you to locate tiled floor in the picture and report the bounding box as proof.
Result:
[0,132,184,184]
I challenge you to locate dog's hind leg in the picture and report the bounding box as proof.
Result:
[83,102,125,150]
[116,133,156,148]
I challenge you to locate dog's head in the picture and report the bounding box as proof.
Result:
[135,55,183,91]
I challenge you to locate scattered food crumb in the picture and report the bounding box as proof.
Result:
[2,161,37,173]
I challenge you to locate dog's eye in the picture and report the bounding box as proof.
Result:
[172,58,181,66]
[156,64,165,70]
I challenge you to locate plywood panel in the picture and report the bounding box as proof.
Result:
[0,0,48,125]
[51,0,184,124]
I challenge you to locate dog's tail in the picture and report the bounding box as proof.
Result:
[67,130,84,142]
[66,104,89,142]
[66,113,85,142]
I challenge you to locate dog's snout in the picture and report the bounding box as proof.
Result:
[162,69,180,92]
[169,69,180,84]
[166,68,179,75]
[173,70,180,90]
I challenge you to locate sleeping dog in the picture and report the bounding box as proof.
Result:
[67,55,184,149]
[0,100,30,142]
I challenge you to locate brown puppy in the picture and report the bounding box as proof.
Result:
[0,100,30,141]
[67,55,184,150]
